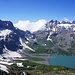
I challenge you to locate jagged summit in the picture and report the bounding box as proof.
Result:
[48,19,75,24]
[33,19,75,55]
[0,20,14,30]
[0,20,35,54]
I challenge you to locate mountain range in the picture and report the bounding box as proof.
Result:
[32,20,75,55]
[0,19,75,55]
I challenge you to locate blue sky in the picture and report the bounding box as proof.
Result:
[0,0,75,23]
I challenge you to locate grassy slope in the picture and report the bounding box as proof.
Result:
[10,60,75,75]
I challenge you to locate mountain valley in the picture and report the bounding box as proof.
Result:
[0,19,75,74]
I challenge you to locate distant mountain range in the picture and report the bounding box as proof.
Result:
[0,19,75,55]
[33,20,75,55]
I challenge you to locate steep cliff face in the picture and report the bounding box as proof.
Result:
[0,20,36,54]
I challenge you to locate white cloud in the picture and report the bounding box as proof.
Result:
[63,18,69,21]
[14,19,47,32]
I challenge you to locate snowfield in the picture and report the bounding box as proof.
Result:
[17,63,23,67]
[3,50,22,59]
[20,38,35,52]
[0,64,9,73]
[0,29,12,41]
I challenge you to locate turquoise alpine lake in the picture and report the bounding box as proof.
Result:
[50,54,75,68]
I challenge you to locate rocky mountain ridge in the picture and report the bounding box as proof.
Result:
[33,19,75,55]
[0,20,36,74]
[0,19,75,55]
[0,20,36,54]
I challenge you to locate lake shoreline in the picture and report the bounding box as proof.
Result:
[29,53,75,69]
[29,53,51,65]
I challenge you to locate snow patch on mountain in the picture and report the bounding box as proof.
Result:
[47,31,53,42]
[0,64,9,73]
[0,29,12,36]
[0,29,12,41]
[3,50,22,59]
[20,38,35,52]
[23,72,26,75]
[0,61,13,65]
[14,19,47,32]
[17,63,23,67]
[73,27,75,31]
[58,24,73,27]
